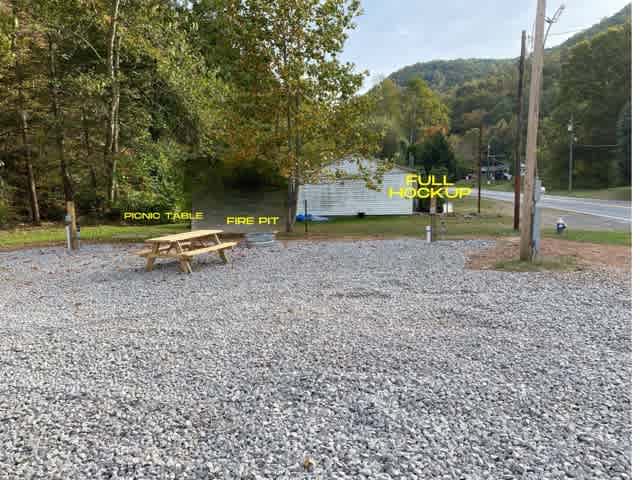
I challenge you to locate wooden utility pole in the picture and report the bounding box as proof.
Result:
[477,124,483,214]
[568,114,574,192]
[513,30,527,231]
[520,0,546,261]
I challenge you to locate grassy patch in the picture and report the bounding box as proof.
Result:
[282,196,517,239]
[282,197,630,245]
[3,196,630,250]
[542,229,631,246]
[457,180,514,192]
[0,223,190,248]
[494,255,578,272]
[543,186,631,201]
[482,181,514,192]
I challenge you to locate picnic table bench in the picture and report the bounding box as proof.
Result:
[134,229,236,273]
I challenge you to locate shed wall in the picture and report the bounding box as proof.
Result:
[296,173,413,216]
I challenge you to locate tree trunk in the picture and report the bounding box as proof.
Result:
[82,108,99,212]
[11,5,40,224]
[110,34,121,202]
[104,0,121,205]
[409,101,417,145]
[47,33,73,202]
[290,91,303,230]
[283,43,296,233]
[24,145,39,223]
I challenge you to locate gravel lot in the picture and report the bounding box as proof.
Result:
[0,240,631,479]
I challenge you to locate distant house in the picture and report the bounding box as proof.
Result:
[296,158,415,216]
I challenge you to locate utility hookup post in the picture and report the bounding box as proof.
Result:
[65,201,78,251]
[65,214,72,250]
[430,213,436,241]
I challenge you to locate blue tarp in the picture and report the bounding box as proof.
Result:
[296,214,330,222]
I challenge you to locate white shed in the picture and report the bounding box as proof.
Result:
[296,159,414,216]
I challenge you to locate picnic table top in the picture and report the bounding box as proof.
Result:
[145,229,223,243]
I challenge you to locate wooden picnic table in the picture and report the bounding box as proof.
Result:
[134,229,236,273]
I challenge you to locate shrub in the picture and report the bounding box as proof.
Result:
[115,140,190,223]
[0,198,10,227]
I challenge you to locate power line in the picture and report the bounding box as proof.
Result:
[548,28,589,36]
[575,144,620,148]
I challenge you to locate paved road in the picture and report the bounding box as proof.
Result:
[475,189,632,230]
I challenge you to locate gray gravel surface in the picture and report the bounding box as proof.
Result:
[0,240,631,479]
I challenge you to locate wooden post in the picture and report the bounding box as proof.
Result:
[568,114,574,193]
[520,0,546,261]
[513,30,526,231]
[66,200,78,250]
[430,212,436,241]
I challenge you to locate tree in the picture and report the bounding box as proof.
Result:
[400,76,449,145]
[543,22,631,188]
[0,0,226,224]
[375,78,402,124]
[449,130,478,177]
[411,131,457,179]
[104,0,121,205]
[196,0,377,232]
[369,78,403,160]
[10,1,40,223]
[616,100,631,184]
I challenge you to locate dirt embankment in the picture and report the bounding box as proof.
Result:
[466,237,631,272]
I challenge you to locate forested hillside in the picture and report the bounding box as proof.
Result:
[379,3,631,190]
[0,0,224,225]
[389,59,514,95]
[387,4,630,95]
[557,3,631,49]
[0,0,377,229]
[0,2,631,228]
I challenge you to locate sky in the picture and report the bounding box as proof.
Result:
[342,0,631,89]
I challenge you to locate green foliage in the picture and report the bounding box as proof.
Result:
[114,140,190,218]
[410,132,457,179]
[449,70,517,133]
[0,197,10,226]
[494,256,578,273]
[192,0,378,231]
[389,58,515,94]
[543,22,631,189]
[367,76,449,162]
[0,0,226,225]
[557,3,631,50]
[544,229,631,246]
[401,76,449,144]
[0,0,631,230]
[382,4,631,191]
[616,100,631,184]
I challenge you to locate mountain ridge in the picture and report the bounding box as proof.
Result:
[387,3,631,93]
